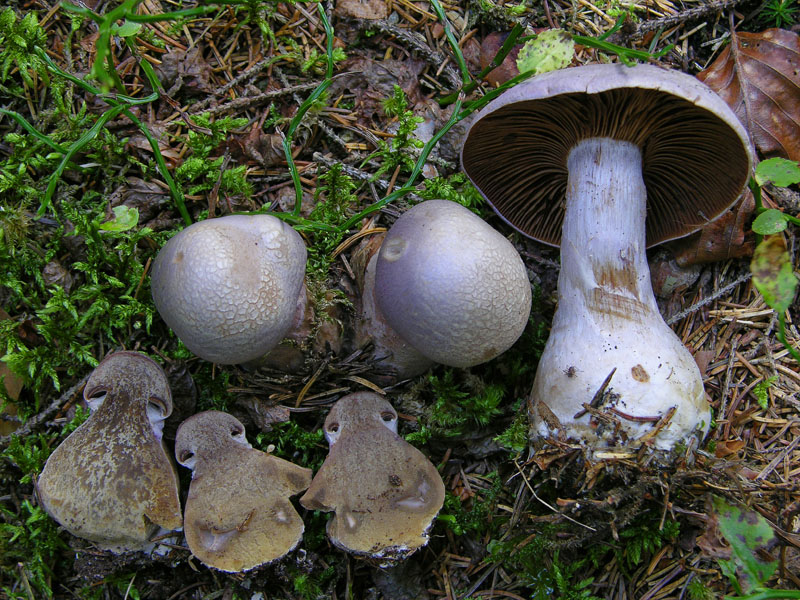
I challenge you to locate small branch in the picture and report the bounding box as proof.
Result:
[0,373,90,450]
[574,368,616,419]
[355,20,462,90]
[632,0,749,37]
[666,271,752,325]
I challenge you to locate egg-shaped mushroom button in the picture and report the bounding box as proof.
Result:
[175,411,312,572]
[360,199,531,377]
[150,214,307,365]
[300,392,445,562]
[461,63,754,450]
[37,352,182,553]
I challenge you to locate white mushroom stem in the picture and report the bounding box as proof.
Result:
[530,138,710,450]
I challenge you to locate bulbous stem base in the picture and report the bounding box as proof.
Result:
[529,138,710,451]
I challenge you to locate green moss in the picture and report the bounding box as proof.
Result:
[1,201,165,411]
[438,472,503,536]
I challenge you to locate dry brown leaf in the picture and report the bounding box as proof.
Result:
[715,439,746,458]
[334,0,389,20]
[697,28,800,161]
[667,191,756,266]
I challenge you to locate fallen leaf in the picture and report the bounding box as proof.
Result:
[712,496,778,591]
[327,58,425,125]
[715,439,746,457]
[751,234,798,314]
[697,504,731,561]
[334,0,389,20]
[697,28,800,161]
[480,31,522,87]
[225,125,284,168]
[236,397,291,432]
[516,29,575,76]
[668,191,756,266]
[693,350,715,376]
[154,46,214,96]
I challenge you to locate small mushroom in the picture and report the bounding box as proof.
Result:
[150,214,307,365]
[175,411,311,572]
[461,64,753,449]
[300,392,445,561]
[37,352,182,552]
[358,200,532,378]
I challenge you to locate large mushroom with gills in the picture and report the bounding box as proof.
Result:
[461,64,753,450]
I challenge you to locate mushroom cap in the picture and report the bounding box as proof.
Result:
[151,214,307,364]
[175,411,312,572]
[461,63,754,248]
[374,200,532,367]
[37,352,182,552]
[300,392,445,561]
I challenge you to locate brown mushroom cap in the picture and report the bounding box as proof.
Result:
[150,214,307,364]
[461,63,753,247]
[300,392,445,561]
[37,352,182,552]
[175,411,312,572]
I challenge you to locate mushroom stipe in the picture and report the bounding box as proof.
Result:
[175,411,312,572]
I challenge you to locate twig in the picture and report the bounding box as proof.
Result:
[188,80,328,116]
[0,373,90,449]
[512,459,596,531]
[632,0,749,36]
[755,435,800,482]
[355,19,462,89]
[574,368,616,418]
[312,152,424,203]
[666,271,752,325]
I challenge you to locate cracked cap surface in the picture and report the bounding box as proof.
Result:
[150,214,307,364]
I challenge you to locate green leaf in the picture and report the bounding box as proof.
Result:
[712,496,778,591]
[751,235,798,315]
[516,29,575,76]
[99,206,139,232]
[752,209,789,234]
[112,19,141,38]
[755,157,800,188]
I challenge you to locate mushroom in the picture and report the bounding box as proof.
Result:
[174,411,312,572]
[461,64,753,449]
[357,200,532,379]
[37,352,182,552]
[150,214,307,365]
[300,392,445,561]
